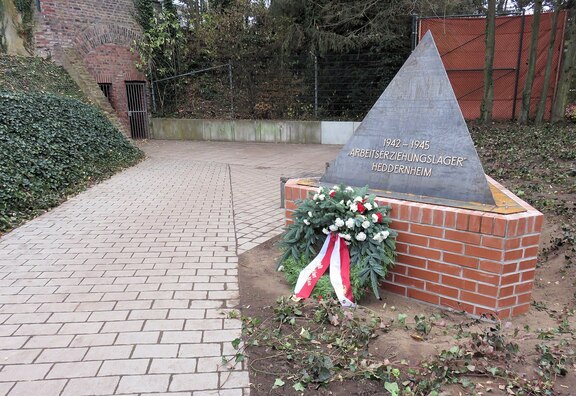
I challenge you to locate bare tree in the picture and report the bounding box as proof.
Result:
[481,0,497,123]
[519,0,543,124]
[535,1,561,123]
[552,2,576,121]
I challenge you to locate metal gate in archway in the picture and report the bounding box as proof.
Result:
[125,81,150,139]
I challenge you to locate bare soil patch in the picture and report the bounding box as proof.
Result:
[237,233,575,395]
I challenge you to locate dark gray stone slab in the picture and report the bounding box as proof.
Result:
[320,31,495,205]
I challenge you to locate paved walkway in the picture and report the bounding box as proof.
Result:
[0,141,339,396]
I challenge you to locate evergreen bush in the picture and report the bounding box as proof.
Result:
[0,91,144,232]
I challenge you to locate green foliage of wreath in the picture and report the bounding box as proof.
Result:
[279,184,397,301]
[283,255,367,301]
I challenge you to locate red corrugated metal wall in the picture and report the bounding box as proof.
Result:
[420,12,566,120]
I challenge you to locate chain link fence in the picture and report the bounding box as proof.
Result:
[151,51,406,121]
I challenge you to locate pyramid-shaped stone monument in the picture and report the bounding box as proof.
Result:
[321,31,495,206]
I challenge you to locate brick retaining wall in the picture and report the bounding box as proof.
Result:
[284,178,543,318]
[35,0,145,133]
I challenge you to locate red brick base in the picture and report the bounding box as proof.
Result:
[284,178,543,318]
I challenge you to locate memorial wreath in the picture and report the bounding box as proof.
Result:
[278,185,397,305]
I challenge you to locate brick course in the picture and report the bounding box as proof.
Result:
[284,177,543,319]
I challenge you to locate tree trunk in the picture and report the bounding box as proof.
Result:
[552,5,576,121]
[519,0,543,124]
[535,2,560,123]
[480,0,497,124]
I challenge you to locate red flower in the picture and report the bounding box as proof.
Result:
[329,191,336,198]
[375,212,383,223]
[357,202,366,214]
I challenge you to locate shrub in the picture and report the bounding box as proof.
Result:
[0,91,144,232]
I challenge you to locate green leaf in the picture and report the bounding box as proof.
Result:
[231,338,241,349]
[293,382,306,391]
[273,378,285,388]
[384,381,400,396]
[397,314,407,325]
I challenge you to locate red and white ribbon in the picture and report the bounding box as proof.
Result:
[293,233,355,307]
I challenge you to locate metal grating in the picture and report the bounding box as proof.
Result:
[125,81,150,139]
[98,83,113,107]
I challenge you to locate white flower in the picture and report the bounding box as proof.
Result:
[322,228,330,235]
[362,220,371,229]
[277,265,284,272]
[339,233,352,241]
[313,194,319,201]
[303,219,310,225]
[346,200,352,206]
[345,186,354,192]
[350,203,358,213]
[373,202,378,208]
[329,189,335,196]
[345,240,351,245]
[354,196,363,202]
[371,214,378,222]
[318,194,326,201]
[308,211,313,218]
[364,202,373,211]
[329,224,338,232]
[355,232,367,241]
[333,185,340,191]
[339,200,344,205]
[335,218,344,227]
[372,230,390,243]
[345,218,355,229]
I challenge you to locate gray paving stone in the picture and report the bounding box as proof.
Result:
[98,358,149,376]
[170,373,219,392]
[58,322,103,334]
[46,361,102,379]
[7,379,66,396]
[143,319,184,331]
[179,343,221,358]
[116,374,170,394]
[84,345,133,361]
[0,363,51,381]
[70,333,117,347]
[0,336,28,349]
[160,331,202,344]
[0,349,42,364]
[149,358,197,374]
[61,376,120,396]
[132,344,179,358]
[0,383,14,396]
[36,347,88,362]
[24,334,73,349]
[115,331,160,345]
[220,371,251,389]
[202,329,241,343]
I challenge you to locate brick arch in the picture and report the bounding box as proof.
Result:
[74,24,141,56]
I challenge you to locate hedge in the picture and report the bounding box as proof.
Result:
[0,91,144,232]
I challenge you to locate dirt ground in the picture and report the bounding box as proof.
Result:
[237,231,576,395]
